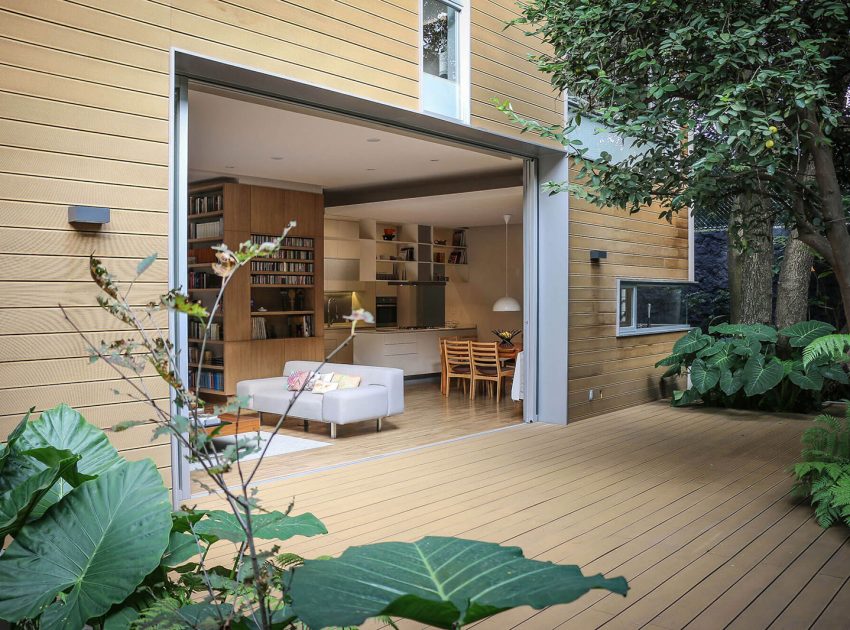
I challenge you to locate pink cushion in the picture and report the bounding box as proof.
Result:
[287,370,313,391]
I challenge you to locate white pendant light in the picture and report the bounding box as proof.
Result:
[492,214,521,312]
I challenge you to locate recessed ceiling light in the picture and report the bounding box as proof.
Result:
[224,165,235,169]
[366,137,381,143]
[430,159,440,162]
[366,168,377,171]
[271,156,284,160]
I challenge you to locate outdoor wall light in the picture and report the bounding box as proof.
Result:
[68,205,110,226]
[590,250,608,262]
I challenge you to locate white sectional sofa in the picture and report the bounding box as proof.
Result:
[236,361,404,438]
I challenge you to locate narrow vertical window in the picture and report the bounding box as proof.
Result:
[422,0,464,119]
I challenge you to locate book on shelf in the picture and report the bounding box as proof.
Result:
[189,217,223,240]
[251,274,314,285]
[251,234,314,248]
[399,246,415,261]
[188,271,222,289]
[189,371,224,392]
[250,261,314,272]
[251,317,268,340]
[448,249,467,264]
[188,191,223,215]
[189,321,222,340]
[452,229,467,247]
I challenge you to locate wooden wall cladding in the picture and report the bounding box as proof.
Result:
[567,165,690,421]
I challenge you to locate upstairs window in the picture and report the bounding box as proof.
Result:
[617,280,692,336]
[422,0,466,120]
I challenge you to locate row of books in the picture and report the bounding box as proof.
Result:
[190,218,223,240]
[251,261,314,272]
[189,192,223,215]
[251,234,314,248]
[399,246,415,261]
[189,321,222,340]
[188,272,222,289]
[187,346,223,366]
[448,249,468,264]
[251,317,268,340]
[251,274,314,286]
[279,249,314,260]
[190,371,224,392]
[452,229,467,247]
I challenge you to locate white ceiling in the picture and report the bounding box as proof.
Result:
[188,90,522,191]
[327,186,524,227]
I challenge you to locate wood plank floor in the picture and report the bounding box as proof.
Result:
[193,380,523,492]
[191,401,850,629]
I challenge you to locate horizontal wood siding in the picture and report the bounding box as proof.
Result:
[470,0,564,137]
[568,166,690,421]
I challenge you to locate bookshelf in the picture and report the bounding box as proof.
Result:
[356,220,468,283]
[186,182,324,400]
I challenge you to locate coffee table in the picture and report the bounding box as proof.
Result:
[203,411,260,436]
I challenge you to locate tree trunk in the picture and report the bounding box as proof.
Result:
[728,192,775,324]
[775,229,814,330]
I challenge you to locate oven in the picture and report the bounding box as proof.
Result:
[375,296,398,328]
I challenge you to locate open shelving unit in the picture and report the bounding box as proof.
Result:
[186,182,324,400]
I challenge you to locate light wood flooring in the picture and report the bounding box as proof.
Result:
[192,379,523,492]
[192,401,850,629]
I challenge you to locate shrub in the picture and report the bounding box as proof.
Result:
[793,406,850,528]
[656,321,848,412]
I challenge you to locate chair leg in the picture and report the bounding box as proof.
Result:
[303,419,309,432]
[330,423,337,439]
[470,377,476,399]
[376,417,383,432]
[497,378,502,400]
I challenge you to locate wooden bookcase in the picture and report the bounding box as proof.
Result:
[187,182,324,400]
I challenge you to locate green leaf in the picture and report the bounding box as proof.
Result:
[0,454,81,539]
[742,355,785,396]
[655,353,683,367]
[779,320,836,347]
[788,367,825,391]
[161,532,202,568]
[720,369,745,396]
[804,334,850,367]
[0,409,31,471]
[671,387,702,406]
[690,359,721,394]
[192,510,327,543]
[0,460,171,628]
[136,253,157,276]
[289,537,628,629]
[672,328,707,354]
[103,606,140,630]
[821,365,849,385]
[15,404,123,514]
[709,322,778,343]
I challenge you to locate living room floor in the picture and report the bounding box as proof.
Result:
[191,380,523,493]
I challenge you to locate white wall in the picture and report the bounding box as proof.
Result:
[446,224,524,338]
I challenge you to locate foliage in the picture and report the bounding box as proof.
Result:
[656,322,848,411]
[290,537,628,629]
[501,0,850,324]
[803,334,850,367]
[0,229,629,629]
[793,407,850,528]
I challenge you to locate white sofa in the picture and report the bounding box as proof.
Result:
[236,361,404,438]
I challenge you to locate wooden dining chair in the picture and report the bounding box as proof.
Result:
[470,341,515,400]
[443,340,472,396]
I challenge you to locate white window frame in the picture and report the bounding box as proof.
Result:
[616,278,694,337]
[418,0,470,123]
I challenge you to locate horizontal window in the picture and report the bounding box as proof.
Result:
[617,280,694,336]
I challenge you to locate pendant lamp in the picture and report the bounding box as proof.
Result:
[492,213,521,312]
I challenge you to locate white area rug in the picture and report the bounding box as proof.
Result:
[190,431,330,471]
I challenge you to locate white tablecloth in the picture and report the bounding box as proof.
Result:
[511,350,524,401]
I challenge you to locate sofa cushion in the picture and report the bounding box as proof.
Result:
[251,390,323,421]
[284,361,403,416]
[321,386,390,424]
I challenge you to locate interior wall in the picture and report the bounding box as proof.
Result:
[446,224,523,337]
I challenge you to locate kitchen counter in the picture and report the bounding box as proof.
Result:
[353,327,477,376]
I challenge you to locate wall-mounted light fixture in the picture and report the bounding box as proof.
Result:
[589,250,607,262]
[68,206,110,226]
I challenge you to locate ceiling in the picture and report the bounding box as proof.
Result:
[327,186,524,227]
[188,90,523,193]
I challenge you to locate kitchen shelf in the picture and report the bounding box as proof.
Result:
[188,211,224,220]
[190,363,225,371]
[250,284,315,288]
[251,310,314,316]
[188,236,223,244]
[188,338,224,344]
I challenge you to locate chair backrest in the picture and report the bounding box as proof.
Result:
[470,341,500,372]
[444,340,471,370]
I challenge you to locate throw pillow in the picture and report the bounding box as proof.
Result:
[287,370,314,391]
[306,372,335,391]
[332,374,362,390]
[311,380,339,394]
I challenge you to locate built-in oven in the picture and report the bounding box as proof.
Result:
[375,296,398,328]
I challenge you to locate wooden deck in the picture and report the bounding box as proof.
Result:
[193,401,850,629]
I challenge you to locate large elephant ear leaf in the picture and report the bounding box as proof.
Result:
[15,404,122,512]
[0,453,81,539]
[0,409,31,469]
[672,328,707,355]
[0,460,171,629]
[192,510,327,543]
[719,369,744,396]
[779,320,835,347]
[690,359,720,394]
[289,537,628,630]
[788,366,825,391]
[743,356,785,396]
